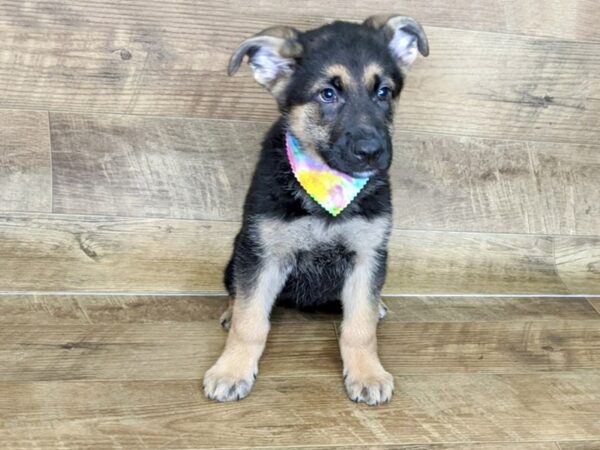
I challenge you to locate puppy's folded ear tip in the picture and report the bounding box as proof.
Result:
[227,63,239,77]
[227,45,249,76]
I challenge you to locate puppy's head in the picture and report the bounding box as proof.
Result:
[229,15,428,177]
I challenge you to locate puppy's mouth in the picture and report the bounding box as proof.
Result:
[319,145,385,179]
[351,169,378,178]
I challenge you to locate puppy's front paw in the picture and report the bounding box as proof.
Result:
[344,365,394,406]
[203,359,257,402]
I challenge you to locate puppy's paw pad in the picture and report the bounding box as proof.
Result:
[203,365,256,402]
[345,370,394,406]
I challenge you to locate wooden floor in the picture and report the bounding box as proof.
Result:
[1,294,600,449]
[1,1,599,448]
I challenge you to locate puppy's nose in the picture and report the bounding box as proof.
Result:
[353,138,383,164]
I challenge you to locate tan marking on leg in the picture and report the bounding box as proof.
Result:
[204,259,289,401]
[340,253,394,406]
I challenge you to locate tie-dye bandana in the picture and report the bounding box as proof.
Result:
[286,132,369,217]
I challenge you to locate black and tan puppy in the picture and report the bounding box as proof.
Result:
[204,15,428,405]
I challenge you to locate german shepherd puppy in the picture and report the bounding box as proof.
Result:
[204,15,428,405]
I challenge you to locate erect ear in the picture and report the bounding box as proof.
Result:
[364,15,429,68]
[228,26,303,92]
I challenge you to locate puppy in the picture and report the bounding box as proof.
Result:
[204,15,428,405]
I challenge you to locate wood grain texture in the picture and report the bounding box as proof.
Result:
[0,295,229,324]
[4,317,600,381]
[0,213,574,294]
[382,297,600,323]
[386,230,569,295]
[392,132,600,235]
[50,113,265,220]
[558,442,600,450]
[0,322,339,382]
[555,237,600,295]
[49,112,600,235]
[1,295,598,326]
[0,213,236,293]
[588,298,600,316]
[0,110,51,213]
[1,374,600,448]
[0,294,338,324]
[373,320,600,374]
[0,3,598,142]
[249,445,561,450]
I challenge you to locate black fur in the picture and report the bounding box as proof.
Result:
[224,20,407,311]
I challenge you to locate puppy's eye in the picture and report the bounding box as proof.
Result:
[319,88,337,103]
[376,86,391,100]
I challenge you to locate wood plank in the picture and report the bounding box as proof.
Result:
[587,298,600,315]
[252,445,560,450]
[50,113,265,221]
[3,318,600,381]
[558,442,600,450]
[385,230,568,295]
[1,0,599,45]
[382,297,600,323]
[0,294,337,324]
[0,322,339,382]
[1,4,598,143]
[6,296,597,326]
[258,446,559,450]
[0,295,229,324]
[0,110,51,213]
[0,214,236,293]
[392,132,600,235]
[555,237,600,295]
[1,373,600,448]
[0,213,570,294]
[374,320,600,375]
[49,112,600,235]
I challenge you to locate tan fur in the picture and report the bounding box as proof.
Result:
[288,103,330,163]
[340,254,394,405]
[339,234,394,405]
[324,64,355,90]
[362,62,384,91]
[204,259,290,401]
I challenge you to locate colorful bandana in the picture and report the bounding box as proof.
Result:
[286,132,369,216]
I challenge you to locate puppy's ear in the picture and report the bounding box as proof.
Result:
[364,15,429,68]
[228,26,303,92]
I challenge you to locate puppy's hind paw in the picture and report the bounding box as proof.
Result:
[378,300,388,320]
[219,306,233,331]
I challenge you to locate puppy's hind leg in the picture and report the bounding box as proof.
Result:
[220,298,234,331]
[204,258,289,402]
[378,299,388,320]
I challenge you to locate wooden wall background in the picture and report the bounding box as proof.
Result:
[0,0,598,295]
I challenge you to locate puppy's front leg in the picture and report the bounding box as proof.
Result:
[204,259,288,401]
[340,253,394,405]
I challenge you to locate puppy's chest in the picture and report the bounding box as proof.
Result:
[255,215,390,258]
